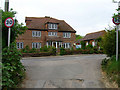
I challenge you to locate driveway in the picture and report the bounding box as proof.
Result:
[21,54,106,88]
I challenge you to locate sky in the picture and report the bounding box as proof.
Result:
[0,0,118,36]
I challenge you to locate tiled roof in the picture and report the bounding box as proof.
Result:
[76,30,106,43]
[83,30,106,40]
[75,38,84,43]
[25,17,76,32]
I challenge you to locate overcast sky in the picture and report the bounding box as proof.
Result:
[0,0,118,35]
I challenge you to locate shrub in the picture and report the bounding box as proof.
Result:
[40,46,50,52]
[60,47,66,55]
[101,30,120,57]
[29,48,38,53]
[86,44,93,49]
[51,47,56,55]
[81,41,86,49]
[65,49,73,55]
[21,45,30,53]
[22,52,53,57]
[89,49,94,54]
[2,43,25,88]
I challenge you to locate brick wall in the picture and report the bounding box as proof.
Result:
[16,30,76,49]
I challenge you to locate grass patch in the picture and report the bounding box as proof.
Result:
[101,55,120,87]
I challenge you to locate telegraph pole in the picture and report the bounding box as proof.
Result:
[113,0,119,61]
[5,0,9,11]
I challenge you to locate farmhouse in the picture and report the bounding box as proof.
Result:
[16,16,76,49]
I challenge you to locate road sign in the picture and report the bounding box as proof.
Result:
[4,17,14,47]
[4,17,14,28]
[112,15,120,25]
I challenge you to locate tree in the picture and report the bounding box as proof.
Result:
[2,9,27,88]
[76,34,83,40]
[101,29,120,57]
[2,9,27,48]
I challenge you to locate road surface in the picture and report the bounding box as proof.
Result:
[21,54,106,88]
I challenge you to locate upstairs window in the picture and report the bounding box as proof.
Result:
[63,32,71,38]
[48,24,57,30]
[48,32,57,36]
[32,31,41,37]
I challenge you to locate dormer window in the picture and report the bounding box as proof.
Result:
[48,23,57,30]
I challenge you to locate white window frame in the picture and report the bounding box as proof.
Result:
[48,24,57,30]
[17,42,23,49]
[63,32,71,38]
[32,31,41,37]
[48,32,57,36]
[32,42,41,49]
[63,43,71,49]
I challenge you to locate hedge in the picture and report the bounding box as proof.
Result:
[22,52,55,57]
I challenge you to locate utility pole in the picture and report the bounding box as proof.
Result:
[5,0,9,11]
[113,0,119,61]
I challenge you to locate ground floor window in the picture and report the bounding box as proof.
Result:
[63,43,71,49]
[32,42,41,49]
[17,42,23,49]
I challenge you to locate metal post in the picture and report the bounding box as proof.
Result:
[5,0,9,12]
[8,28,10,47]
[113,0,119,61]
[116,25,119,61]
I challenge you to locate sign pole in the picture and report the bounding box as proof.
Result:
[8,28,10,47]
[116,25,119,61]
[4,17,14,47]
[113,0,119,61]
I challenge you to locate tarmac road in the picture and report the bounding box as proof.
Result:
[21,54,106,88]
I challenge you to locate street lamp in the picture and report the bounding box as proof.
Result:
[113,0,119,61]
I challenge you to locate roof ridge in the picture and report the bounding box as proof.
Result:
[86,30,105,35]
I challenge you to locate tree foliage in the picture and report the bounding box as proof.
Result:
[101,29,120,57]
[2,43,25,88]
[76,34,83,40]
[2,9,27,48]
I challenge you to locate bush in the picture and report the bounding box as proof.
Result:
[21,45,30,53]
[65,49,73,55]
[40,46,50,52]
[51,47,56,55]
[86,44,93,49]
[22,52,53,57]
[89,49,94,54]
[81,41,86,49]
[2,43,25,88]
[29,48,38,53]
[60,47,66,55]
[101,30,120,57]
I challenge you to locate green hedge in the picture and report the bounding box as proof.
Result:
[2,43,25,88]
[60,48,103,55]
[22,52,54,57]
